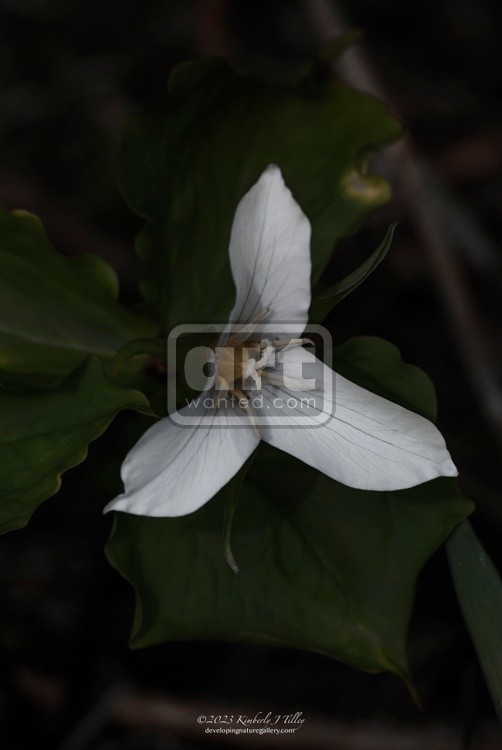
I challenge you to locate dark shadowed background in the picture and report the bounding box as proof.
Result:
[0,1,501,748]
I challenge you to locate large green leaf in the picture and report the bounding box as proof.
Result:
[0,357,149,534]
[106,337,472,677]
[0,208,156,384]
[333,336,437,422]
[119,56,401,328]
[107,464,469,678]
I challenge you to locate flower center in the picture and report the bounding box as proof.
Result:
[207,310,312,434]
[215,344,251,391]
[214,340,273,393]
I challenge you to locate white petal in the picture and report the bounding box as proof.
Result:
[228,165,311,335]
[104,399,260,517]
[260,348,458,491]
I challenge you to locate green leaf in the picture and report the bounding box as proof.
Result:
[333,336,437,422]
[447,520,502,721]
[107,469,470,677]
[0,208,156,385]
[310,223,396,322]
[119,56,401,329]
[106,336,472,677]
[0,357,149,534]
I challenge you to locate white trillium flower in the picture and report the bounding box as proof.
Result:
[105,165,457,518]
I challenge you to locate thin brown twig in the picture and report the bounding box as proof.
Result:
[302,0,502,455]
[198,0,230,57]
[17,669,501,750]
[111,687,501,750]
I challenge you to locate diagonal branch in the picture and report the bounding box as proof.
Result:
[302,0,502,454]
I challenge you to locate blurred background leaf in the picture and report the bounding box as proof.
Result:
[448,520,502,721]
